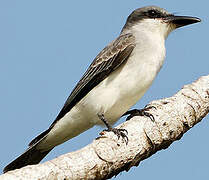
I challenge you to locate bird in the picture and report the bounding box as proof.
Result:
[4,5,201,173]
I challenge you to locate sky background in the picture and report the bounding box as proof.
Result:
[0,0,208,179]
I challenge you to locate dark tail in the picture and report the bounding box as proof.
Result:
[3,129,53,173]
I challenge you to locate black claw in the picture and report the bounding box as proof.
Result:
[104,128,129,144]
[122,106,155,122]
[98,113,129,144]
[142,111,155,122]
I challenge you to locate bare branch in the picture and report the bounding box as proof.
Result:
[1,75,209,180]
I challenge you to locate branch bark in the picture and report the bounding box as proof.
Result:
[1,75,209,180]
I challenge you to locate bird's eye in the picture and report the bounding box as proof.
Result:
[147,10,158,17]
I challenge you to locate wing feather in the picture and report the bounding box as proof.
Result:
[50,33,135,128]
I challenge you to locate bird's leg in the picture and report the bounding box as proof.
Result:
[97,113,128,144]
[122,105,156,121]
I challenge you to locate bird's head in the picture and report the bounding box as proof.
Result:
[122,6,201,39]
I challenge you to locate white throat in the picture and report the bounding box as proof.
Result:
[122,18,173,40]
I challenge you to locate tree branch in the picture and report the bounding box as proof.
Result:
[1,75,209,180]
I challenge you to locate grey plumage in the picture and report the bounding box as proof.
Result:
[3,140,52,173]
[4,32,135,174]
[4,5,200,173]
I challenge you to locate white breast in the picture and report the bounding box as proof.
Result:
[38,27,166,149]
[78,29,166,125]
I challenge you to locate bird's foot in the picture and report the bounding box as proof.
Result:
[103,127,128,144]
[98,113,128,144]
[123,106,156,121]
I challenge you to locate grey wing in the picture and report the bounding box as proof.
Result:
[53,33,135,125]
[29,33,135,146]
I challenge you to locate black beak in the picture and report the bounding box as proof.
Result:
[165,15,201,28]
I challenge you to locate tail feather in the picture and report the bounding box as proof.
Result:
[3,144,53,173]
[3,129,53,173]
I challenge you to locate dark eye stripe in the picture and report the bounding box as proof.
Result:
[141,9,169,19]
[147,10,161,18]
[149,10,157,15]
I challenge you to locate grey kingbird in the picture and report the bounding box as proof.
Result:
[4,6,200,173]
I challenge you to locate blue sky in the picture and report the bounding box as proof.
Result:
[0,1,208,179]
